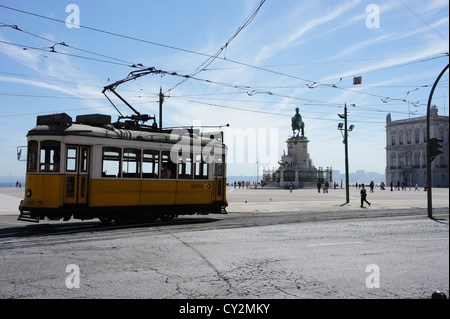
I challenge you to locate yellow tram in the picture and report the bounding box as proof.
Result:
[18,113,227,223]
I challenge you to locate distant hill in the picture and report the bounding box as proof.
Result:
[227,170,386,186]
[333,170,386,185]
[0,172,386,187]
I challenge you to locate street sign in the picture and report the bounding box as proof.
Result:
[353,76,362,85]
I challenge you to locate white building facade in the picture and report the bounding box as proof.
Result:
[385,107,449,188]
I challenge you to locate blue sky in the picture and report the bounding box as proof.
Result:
[0,0,448,179]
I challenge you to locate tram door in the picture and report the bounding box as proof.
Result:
[64,146,89,205]
[214,155,225,202]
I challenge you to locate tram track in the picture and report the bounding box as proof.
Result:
[0,216,224,250]
[1,206,448,251]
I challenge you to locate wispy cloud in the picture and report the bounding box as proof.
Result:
[332,15,448,61]
[0,36,41,71]
[254,0,361,62]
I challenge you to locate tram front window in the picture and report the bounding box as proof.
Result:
[40,140,61,172]
[27,140,38,172]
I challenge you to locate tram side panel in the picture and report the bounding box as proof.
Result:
[89,179,142,207]
[89,179,219,208]
[174,180,214,205]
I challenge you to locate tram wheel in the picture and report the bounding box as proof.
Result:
[99,217,114,224]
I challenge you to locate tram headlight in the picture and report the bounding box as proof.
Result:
[26,189,32,198]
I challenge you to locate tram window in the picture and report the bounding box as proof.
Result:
[194,154,209,179]
[66,147,77,172]
[40,140,61,172]
[102,147,121,178]
[80,147,88,172]
[161,151,175,179]
[27,140,38,172]
[215,156,224,177]
[66,177,75,198]
[178,153,193,179]
[123,148,141,178]
[143,150,159,178]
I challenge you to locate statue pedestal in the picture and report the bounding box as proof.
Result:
[278,136,316,188]
[286,136,310,167]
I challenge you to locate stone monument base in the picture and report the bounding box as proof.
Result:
[262,135,332,189]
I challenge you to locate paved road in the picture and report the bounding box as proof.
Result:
[0,187,448,300]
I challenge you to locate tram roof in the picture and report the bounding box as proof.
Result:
[27,113,225,146]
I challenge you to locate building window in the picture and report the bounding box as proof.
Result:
[406,154,411,167]
[440,155,446,168]
[439,128,444,140]
[414,153,420,167]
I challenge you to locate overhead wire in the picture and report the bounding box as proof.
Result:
[0,3,438,107]
[0,39,134,68]
[171,96,386,124]
[397,0,449,42]
[165,0,266,94]
[1,3,447,122]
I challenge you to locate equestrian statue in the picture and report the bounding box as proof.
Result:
[291,107,305,137]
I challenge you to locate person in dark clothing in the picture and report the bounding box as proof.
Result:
[360,184,371,208]
[369,181,374,193]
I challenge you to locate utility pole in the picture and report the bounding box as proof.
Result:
[159,87,164,129]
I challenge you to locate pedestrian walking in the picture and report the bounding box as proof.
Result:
[360,183,371,208]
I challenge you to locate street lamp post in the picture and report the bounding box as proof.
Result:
[426,63,449,219]
[338,104,354,204]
